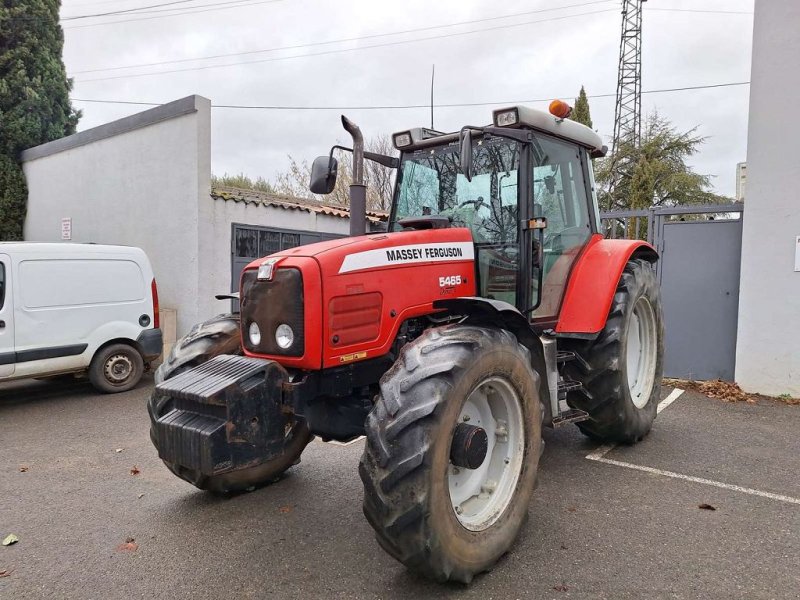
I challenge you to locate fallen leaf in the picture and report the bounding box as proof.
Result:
[698,503,717,511]
[138,493,145,499]
[560,545,568,550]
[0,568,13,578]
[18,466,28,473]
[115,448,123,453]
[554,584,569,592]
[2,535,19,546]
[130,466,140,476]
[278,505,292,514]
[116,541,138,552]
[566,507,577,513]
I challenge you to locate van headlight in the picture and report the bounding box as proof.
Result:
[248,322,262,346]
[275,324,294,349]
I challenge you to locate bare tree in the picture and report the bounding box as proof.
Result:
[273,136,396,212]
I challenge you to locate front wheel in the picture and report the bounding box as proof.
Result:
[563,258,665,443]
[360,326,542,583]
[149,313,311,493]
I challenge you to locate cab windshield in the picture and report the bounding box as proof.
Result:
[392,137,520,244]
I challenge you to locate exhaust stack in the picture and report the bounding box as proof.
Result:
[342,115,367,236]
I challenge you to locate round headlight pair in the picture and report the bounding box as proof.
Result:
[248,322,294,349]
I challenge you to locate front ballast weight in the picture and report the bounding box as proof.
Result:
[151,355,295,480]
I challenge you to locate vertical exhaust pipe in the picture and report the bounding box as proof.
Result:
[342,115,367,236]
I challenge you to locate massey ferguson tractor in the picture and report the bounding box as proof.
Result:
[149,100,664,583]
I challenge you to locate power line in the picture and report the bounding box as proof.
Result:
[646,8,753,16]
[74,8,620,83]
[61,0,199,20]
[69,81,751,111]
[75,0,277,16]
[61,0,283,28]
[72,0,617,74]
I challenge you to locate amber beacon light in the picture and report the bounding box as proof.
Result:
[548,99,573,119]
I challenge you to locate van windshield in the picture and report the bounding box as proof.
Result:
[392,137,520,244]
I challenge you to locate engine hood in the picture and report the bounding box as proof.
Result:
[246,228,475,274]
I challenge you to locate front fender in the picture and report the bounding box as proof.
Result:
[433,297,551,416]
[556,234,658,335]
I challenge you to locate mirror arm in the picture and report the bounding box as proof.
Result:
[329,145,399,169]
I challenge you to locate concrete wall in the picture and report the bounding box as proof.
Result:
[735,0,800,395]
[23,95,212,336]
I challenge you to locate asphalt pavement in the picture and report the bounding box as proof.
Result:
[0,376,798,599]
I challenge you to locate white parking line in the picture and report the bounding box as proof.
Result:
[587,456,800,506]
[585,388,685,460]
[584,387,800,506]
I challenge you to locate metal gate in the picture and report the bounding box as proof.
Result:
[601,204,744,381]
[230,223,344,307]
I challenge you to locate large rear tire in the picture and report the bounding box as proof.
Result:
[149,313,311,493]
[562,258,664,443]
[360,325,542,583]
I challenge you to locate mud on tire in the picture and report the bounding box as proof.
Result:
[359,325,542,583]
[562,258,664,443]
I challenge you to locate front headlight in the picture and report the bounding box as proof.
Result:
[275,324,294,349]
[248,322,261,346]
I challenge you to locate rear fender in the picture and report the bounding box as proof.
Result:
[556,234,658,335]
[433,297,552,421]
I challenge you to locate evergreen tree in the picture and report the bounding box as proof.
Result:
[569,86,593,129]
[0,1,80,240]
[595,111,728,213]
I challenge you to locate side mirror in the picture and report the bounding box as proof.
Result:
[459,129,473,182]
[309,155,338,194]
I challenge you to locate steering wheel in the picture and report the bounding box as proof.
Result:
[457,198,485,209]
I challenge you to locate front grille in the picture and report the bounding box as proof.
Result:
[241,267,305,357]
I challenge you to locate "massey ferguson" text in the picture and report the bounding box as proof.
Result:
[385,246,464,262]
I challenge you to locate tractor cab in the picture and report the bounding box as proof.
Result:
[387,102,607,328]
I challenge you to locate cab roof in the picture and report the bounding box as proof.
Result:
[393,104,606,156]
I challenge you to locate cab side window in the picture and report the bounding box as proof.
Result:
[531,138,592,319]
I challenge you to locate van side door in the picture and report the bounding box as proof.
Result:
[0,254,14,377]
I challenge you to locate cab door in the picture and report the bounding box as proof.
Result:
[529,138,594,324]
[0,254,14,377]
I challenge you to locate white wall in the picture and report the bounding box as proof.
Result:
[735,0,800,396]
[23,96,211,336]
[23,95,358,337]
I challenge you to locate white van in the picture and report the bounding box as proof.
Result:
[0,243,162,393]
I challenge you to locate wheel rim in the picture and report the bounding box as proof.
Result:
[448,376,525,532]
[105,354,134,384]
[626,296,658,408]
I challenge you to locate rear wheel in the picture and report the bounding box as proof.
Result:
[563,258,664,443]
[149,313,311,493]
[89,343,144,393]
[360,325,541,583]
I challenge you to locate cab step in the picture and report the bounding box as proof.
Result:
[556,351,577,364]
[557,378,583,399]
[552,377,589,427]
[552,408,590,428]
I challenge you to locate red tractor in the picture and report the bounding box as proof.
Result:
[149,101,664,583]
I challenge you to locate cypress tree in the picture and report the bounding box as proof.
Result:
[0,0,80,240]
[570,86,593,129]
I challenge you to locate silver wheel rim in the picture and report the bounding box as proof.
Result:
[448,376,525,532]
[105,354,134,384]
[626,296,658,409]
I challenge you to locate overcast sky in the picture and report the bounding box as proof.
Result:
[61,0,754,197]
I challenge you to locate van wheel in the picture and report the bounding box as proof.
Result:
[89,343,144,393]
